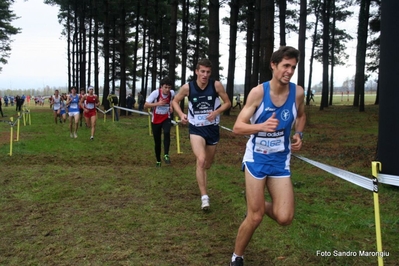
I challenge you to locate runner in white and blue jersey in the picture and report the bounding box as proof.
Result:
[229,46,306,266]
[50,89,62,124]
[66,86,80,138]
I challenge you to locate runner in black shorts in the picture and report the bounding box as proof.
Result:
[172,58,231,211]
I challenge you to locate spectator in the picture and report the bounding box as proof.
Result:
[126,93,136,115]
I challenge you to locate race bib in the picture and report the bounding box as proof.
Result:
[155,105,169,115]
[194,113,213,127]
[70,103,78,109]
[254,130,285,154]
[86,103,95,109]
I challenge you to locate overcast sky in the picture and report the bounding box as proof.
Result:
[0,0,67,90]
[0,0,358,92]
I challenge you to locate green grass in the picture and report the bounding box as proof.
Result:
[0,102,398,265]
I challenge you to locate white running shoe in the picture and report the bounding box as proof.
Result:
[74,132,78,138]
[201,197,210,210]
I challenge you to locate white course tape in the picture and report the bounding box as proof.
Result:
[378,173,399,187]
[220,125,233,132]
[113,106,150,115]
[294,155,374,191]
[96,107,113,114]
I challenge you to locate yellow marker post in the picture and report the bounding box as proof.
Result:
[16,113,20,142]
[23,107,28,126]
[22,109,25,126]
[28,109,31,125]
[9,117,13,156]
[372,161,384,266]
[175,116,182,154]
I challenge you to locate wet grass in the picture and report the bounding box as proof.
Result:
[0,102,397,265]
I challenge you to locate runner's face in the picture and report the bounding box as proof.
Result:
[161,84,172,95]
[195,65,212,85]
[271,57,297,85]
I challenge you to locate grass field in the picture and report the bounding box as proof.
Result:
[0,99,397,266]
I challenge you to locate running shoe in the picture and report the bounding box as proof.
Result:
[164,154,171,164]
[201,197,210,211]
[74,132,78,138]
[156,162,161,167]
[90,136,94,140]
[230,257,244,266]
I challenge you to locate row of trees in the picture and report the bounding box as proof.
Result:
[1,0,381,113]
[0,0,20,73]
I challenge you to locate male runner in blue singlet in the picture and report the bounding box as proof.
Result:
[229,46,306,266]
[172,58,231,211]
[66,86,80,138]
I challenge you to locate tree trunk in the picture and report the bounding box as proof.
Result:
[278,0,287,46]
[169,0,178,85]
[208,0,220,81]
[329,1,336,106]
[259,0,274,83]
[225,0,240,116]
[244,0,255,105]
[67,5,71,90]
[102,0,111,109]
[320,0,331,110]
[93,0,99,95]
[297,0,307,88]
[251,0,261,87]
[180,0,189,112]
[306,1,321,105]
[87,3,93,88]
[79,5,86,90]
[151,1,159,92]
[132,0,140,98]
[141,2,148,98]
[119,3,127,115]
[353,0,371,112]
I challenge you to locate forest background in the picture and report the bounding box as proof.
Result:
[0,0,380,113]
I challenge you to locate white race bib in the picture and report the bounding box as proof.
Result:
[254,130,285,154]
[155,105,169,115]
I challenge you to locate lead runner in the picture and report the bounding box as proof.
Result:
[229,46,306,266]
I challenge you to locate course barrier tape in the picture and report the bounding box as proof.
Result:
[0,120,16,126]
[293,155,399,266]
[294,155,399,188]
[377,173,399,187]
[114,105,150,116]
[96,107,113,115]
[293,155,374,191]
[105,105,179,125]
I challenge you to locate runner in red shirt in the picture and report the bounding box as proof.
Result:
[144,77,175,167]
[80,86,100,140]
